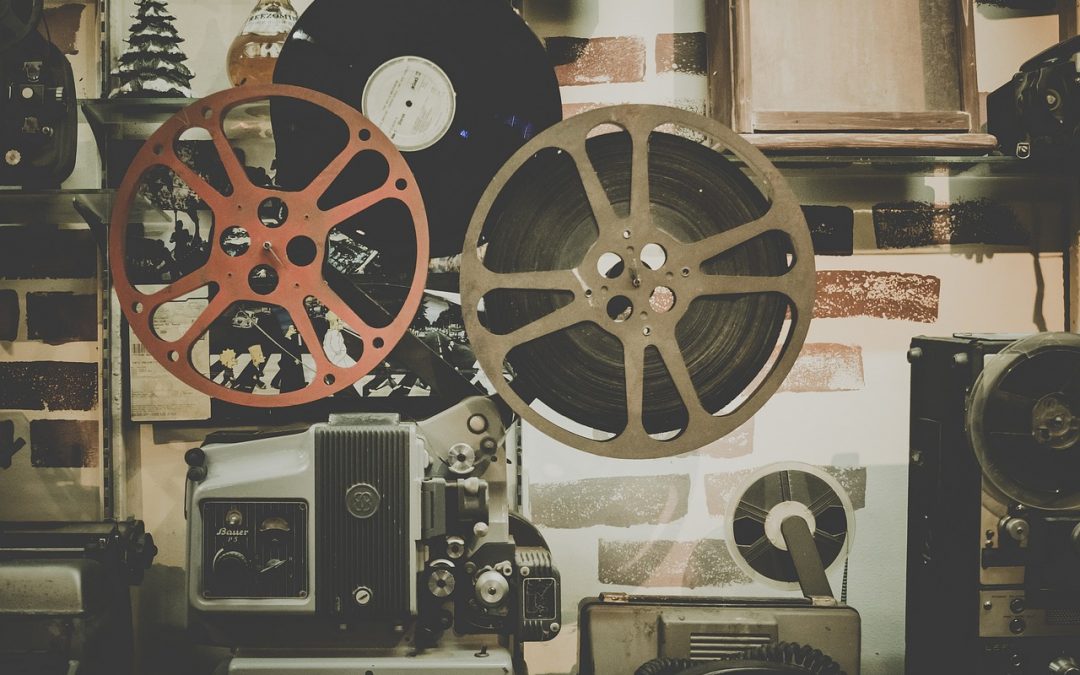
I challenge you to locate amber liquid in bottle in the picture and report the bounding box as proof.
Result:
[227,0,299,87]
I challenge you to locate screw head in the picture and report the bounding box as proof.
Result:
[354,586,373,606]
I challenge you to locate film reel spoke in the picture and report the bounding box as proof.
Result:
[175,288,236,349]
[564,140,620,230]
[622,343,647,437]
[474,267,583,294]
[287,298,334,377]
[202,110,250,192]
[139,268,216,315]
[626,119,653,218]
[655,339,706,416]
[491,300,586,363]
[165,155,230,212]
[690,205,793,269]
[693,272,797,301]
[314,288,378,338]
[321,179,402,233]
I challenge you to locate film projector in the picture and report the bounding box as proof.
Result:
[908,333,1080,675]
[101,1,861,671]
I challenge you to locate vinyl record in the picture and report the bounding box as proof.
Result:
[272,0,562,259]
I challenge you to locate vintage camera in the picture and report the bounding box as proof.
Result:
[988,36,1080,159]
[184,396,560,674]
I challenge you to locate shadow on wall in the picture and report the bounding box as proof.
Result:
[135,564,230,675]
[525,0,599,36]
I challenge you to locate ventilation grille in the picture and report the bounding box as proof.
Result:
[315,424,411,621]
[689,632,773,661]
[1047,609,1080,626]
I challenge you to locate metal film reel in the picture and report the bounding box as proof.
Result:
[110,85,429,408]
[461,105,815,459]
[968,332,1080,511]
[725,463,854,591]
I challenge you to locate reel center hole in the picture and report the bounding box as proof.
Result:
[649,286,676,314]
[597,252,625,279]
[220,226,250,257]
[286,236,318,266]
[641,243,667,271]
[258,197,289,228]
[606,296,633,322]
[249,265,279,295]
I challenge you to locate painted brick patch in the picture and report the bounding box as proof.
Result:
[0,362,98,410]
[693,418,754,459]
[0,290,18,341]
[26,293,97,344]
[780,343,865,393]
[30,419,99,468]
[803,206,855,256]
[547,36,646,86]
[815,270,941,323]
[0,229,96,279]
[39,4,86,56]
[656,33,707,75]
[873,199,1028,249]
[705,466,868,517]
[531,474,689,529]
[598,538,749,588]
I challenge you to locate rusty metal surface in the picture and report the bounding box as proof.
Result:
[460,105,815,459]
[110,85,429,408]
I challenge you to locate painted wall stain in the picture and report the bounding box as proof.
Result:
[547,36,647,86]
[26,292,97,344]
[873,199,1029,249]
[0,229,96,279]
[815,270,941,323]
[598,538,749,588]
[780,343,865,393]
[803,205,855,256]
[655,33,707,75]
[38,4,87,55]
[0,362,98,410]
[0,420,24,469]
[30,419,98,468]
[531,474,690,529]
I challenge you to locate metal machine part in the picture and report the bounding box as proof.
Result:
[578,596,860,675]
[907,334,1080,675]
[185,396,559,663]
[460,104,815,459]
[110,85,430,407]
[0,520,157,675]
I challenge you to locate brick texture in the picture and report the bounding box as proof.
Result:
[30,419,99,468]
[705,466,868,517]
[0,289,18,341]
[780,343,865,393]
[815,270,941,323]
[655,33,707,75]
[0,229,96,279]
[873,198,1028,249]
[598,538,749,588]
[531,474,689,529]
[547,36,647,86]
[26,292,97,344]
[0,362,98,410]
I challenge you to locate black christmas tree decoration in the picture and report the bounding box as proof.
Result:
[110,0,194,99]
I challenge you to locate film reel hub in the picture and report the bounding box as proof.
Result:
[111,85,429,407]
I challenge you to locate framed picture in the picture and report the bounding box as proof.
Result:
[708,0,998,150]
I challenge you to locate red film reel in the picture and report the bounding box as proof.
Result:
[110,85,429,407]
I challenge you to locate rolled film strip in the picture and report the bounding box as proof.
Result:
[460,105,816,459]
[110,85,429,408]
[725,462,855,591]
[968,332,1080,511]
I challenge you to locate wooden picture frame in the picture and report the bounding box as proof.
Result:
[707,0,998,151]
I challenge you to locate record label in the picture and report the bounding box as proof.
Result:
[362,56,457,152]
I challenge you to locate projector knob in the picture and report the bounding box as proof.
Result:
[212,549,252,588]
[1050,657,1080,674]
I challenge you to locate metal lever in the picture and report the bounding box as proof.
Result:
[780,514,835,604]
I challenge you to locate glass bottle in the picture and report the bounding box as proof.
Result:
[226,0,299,87]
